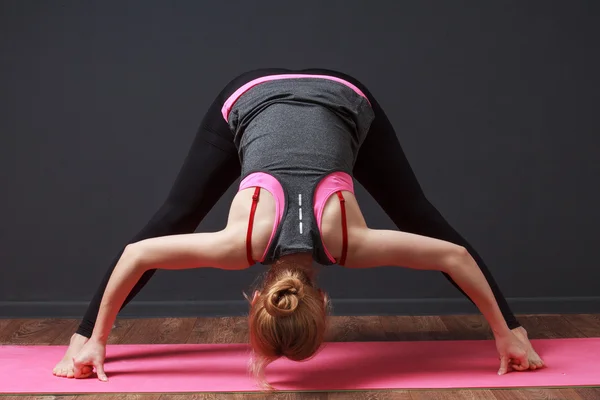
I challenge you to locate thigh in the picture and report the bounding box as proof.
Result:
[352,97,426,222]
[138,97,242,237]
[163,98,241,218]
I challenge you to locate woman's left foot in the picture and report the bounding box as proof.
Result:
[511,326,545,370]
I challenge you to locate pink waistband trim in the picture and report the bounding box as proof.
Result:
[221,74,370,122]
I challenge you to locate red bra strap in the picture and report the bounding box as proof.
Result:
[336,191,348,266]
[246,187,261,266]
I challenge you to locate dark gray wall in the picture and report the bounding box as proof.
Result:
[1,1,599,318]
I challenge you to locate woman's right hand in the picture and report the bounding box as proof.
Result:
[495,331,529,375]
[72,339,108,381]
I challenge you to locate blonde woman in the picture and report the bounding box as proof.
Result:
[52,68,545,386]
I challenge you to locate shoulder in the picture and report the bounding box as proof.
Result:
[226,187,278,263]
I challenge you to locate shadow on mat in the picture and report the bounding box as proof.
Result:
[107,344,249,363]
[100,342,513,390]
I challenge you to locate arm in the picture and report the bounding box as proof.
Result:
[92,228,247,343]
[73,227,247,380]
[347,228,511,336]
[74,92,242,342]
[346,227,528,373]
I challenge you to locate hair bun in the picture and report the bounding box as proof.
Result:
[264,276,305,317]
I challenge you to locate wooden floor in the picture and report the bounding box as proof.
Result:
[1,314,599,399]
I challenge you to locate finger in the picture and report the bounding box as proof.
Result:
[498,356,509,375]
[95,363,108,382]
[520,356,530,370]
[511,363,528,371]
[72,357,82,377]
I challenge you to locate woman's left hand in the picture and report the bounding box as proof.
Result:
[72,339,108,381]
[495,332,530,375]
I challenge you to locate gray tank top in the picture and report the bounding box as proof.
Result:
[227,78,374,265]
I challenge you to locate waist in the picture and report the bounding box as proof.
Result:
[221,74,370,122]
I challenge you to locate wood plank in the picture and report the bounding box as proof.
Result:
[492,389,535,400]
[0,318,12,333]
[546,389,584,400]
[516,316,587,339]
[409,389,496,399]
[234,393,328,400]
[575,388,600,400]
[48,318,136,345]
[493,388,583,399]
[3,397,73,400]
[327,316,386,342]
[327,316,359,342]
[379,316,451,341]
[74,395,161,400]
[187,317,248,344]
[160,394,240,400]
[160,396,220,400]
[107,318,138,344]
[229,394,327,400]
[0,319,78,345]
[329,391,411,399]
[49,319,79,344]
[118,318,196,344]
[562,314,600,337]
[439,315,494,340]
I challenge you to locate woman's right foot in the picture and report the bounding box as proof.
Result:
[511,326,545,370]
[53,333,89,378]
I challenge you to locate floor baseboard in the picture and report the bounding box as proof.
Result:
[1,296,599,318]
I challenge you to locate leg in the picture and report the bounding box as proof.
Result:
[352,96,519,329]
[54,100,240,377]
[77,118,240,337]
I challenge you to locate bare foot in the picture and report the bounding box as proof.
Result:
[511,326,545,370]
[53,333,89,378]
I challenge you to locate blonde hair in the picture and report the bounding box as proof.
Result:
[246,259,329,389]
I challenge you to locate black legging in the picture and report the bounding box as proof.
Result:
[353,95,519,330]
[76,94,519,338]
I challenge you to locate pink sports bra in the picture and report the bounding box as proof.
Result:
[240,171,353,265]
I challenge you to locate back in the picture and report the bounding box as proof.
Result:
[226,77,374,265]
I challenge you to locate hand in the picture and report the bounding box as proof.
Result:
[72,339,108,381]
[495,331,530,375]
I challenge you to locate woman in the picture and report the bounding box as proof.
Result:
[53,68,545,386]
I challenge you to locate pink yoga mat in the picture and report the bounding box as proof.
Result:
[1,338,599,393]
